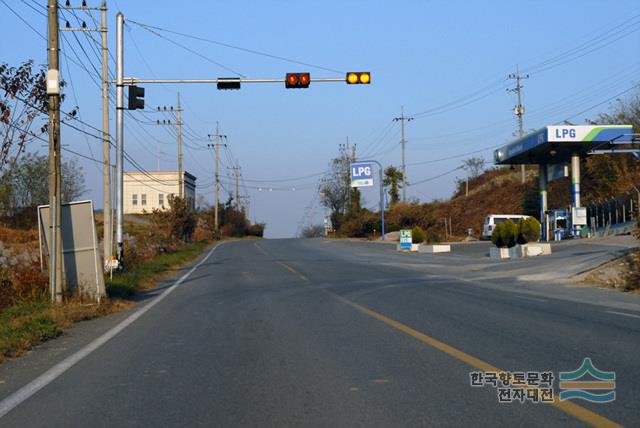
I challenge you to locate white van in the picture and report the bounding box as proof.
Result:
[482,214,529,239]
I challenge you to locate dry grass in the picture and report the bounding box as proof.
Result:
[0,298,133,363]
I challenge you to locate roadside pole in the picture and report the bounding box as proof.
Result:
[101,1,111,267]
[356,159,385,240]
[115,12,124,263]
[47,0,63,302]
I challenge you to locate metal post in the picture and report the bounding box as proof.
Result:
[177,92,183,198]
[214,122,220,231]
[393,107,413,203]
[571,154,581,237]
[400,107,406,202]
[47,0,63,302]
[101,1,111,267]
[115,12,124,263]
[354,159,385,240]
[539,163,548,241]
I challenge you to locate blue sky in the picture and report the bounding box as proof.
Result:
[2,0,639,237]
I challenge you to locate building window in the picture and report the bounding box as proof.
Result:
[141,194,147,206]
[158,193,164,207]
[132,194,138,206]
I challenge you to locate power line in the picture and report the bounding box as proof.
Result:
[125,20,245,77]
[127,18,345,75]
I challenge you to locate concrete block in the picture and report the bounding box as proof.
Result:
[396,243,421,252]
[419,244,451,253]
[490,247,510,259]
[512,243,552,258]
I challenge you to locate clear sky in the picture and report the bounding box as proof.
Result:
[2,0,639,237]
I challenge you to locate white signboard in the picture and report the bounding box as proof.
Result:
[572,207,587,226]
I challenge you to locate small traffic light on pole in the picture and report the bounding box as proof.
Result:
[285,73,310,89]
[217,77,241,90]
[128,85,145,110]
[346,72,371,84]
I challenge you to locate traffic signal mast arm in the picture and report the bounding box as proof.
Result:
[118,74,369,86]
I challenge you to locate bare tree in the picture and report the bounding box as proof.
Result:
[0,61,48,171]
[462,157,486,179]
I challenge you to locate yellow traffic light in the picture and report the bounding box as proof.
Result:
[346,72,371,84]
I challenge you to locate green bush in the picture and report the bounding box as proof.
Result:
[412,226,425,244]
[491,223,505,248]
[517,217,541,244]
[502,219,518,248]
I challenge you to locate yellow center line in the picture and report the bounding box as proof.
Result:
[330,292,621,428]
[276,261,309,282]
[254,242,309,282]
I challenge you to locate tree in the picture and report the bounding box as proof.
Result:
[319,144,359,230]
[301,224,325,238]
[383,166,403,206]
[149,195,197,245]
[0,61,49,171]
[462,157,486,179]
[0,152,86,225]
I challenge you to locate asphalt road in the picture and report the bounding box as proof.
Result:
[1,238,639,427]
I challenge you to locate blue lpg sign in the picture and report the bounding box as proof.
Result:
[350,162,374,188]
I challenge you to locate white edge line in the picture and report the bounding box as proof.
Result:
[606,310,640,320]
[0,243,221,419]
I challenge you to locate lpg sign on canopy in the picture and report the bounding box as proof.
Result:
[350,162,374,187]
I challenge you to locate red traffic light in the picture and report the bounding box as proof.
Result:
[346,72,371,84]
[285,73,310,89]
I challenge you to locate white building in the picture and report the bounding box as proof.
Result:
[123,171,196,214]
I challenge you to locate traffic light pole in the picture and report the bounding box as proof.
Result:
[113,12,369,264]
[115,11,125,264]
[356,159,385,240]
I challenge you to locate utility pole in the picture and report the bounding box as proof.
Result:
[393,106,413,202]
[508,65,529,184]
[228,163,241,209]
[176,93,183,198]
[101,1,111,266]
[61,1,111,267]
[208,123,226,231]
[115,11,124,264]
[47,0,63,302]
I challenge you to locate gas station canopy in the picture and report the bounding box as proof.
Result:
[494,125,633,165]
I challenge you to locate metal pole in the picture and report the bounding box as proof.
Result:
[101,1,111,267]
[379,166,385,240]
[571,154,581,237]
[48,0,63,302]
[539,163,548,241]
[214,122,220,231]
[400,106,407,202]
[177,92,183,198]
[235,164,240,209]
[355,159,385,240]
[115,12,124,263]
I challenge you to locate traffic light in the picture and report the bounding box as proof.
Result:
[128,85,145,110]
[285,73,310,89]
[346,72,371,85]
[217,77,241,90]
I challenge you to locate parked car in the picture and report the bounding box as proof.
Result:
[482,214,530,239]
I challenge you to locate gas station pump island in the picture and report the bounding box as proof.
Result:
[494,125,634,241]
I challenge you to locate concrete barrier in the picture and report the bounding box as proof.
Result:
[490,247,510,259]
[510,243,552,258]
[396,243,420,252]
[419,244,451,253]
